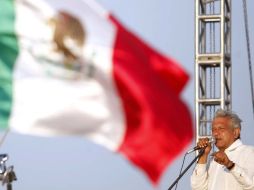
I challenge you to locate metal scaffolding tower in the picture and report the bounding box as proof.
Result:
[195,0,232,140]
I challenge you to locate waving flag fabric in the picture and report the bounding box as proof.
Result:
[0,0,193,183]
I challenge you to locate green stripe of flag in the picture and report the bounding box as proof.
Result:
[0,0,19,128]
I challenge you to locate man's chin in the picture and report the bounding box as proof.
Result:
[215,141,224,150]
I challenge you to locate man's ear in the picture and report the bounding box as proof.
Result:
[234,128,241,139]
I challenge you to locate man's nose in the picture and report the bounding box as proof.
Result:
[212,129,218,136]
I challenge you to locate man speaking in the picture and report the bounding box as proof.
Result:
[191,109,254,190]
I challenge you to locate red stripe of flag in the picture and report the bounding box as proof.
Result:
[109,15,193,184]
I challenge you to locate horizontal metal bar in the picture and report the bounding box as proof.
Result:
[198,15,221,22]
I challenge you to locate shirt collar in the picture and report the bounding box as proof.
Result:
[225,139,242,153]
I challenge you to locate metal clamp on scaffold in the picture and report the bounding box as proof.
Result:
[0,154,17,190]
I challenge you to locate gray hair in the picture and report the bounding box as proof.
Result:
[214,109,242,129]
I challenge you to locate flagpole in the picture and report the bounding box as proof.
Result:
[167,149,205,190]
[0,128,10,147]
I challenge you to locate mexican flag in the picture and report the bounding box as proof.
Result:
[0,0,193,183]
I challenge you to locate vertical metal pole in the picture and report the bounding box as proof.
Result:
[195,0,232,141]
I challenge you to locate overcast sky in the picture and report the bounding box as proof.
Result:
[1,0,254,190]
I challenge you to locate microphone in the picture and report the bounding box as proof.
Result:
[187,137,215,154]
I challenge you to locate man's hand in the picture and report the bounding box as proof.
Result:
[197,138,212,155]
[212,151,234,169]
[197,138,212,164]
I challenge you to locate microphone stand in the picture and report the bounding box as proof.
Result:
[167,148,205,190]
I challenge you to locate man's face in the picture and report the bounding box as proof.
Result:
[212,117,240,151]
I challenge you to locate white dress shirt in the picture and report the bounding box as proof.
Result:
[191,139,254,190]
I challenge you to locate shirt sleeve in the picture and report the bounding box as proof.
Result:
[230,164,254,190]
[191,164,208,190]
